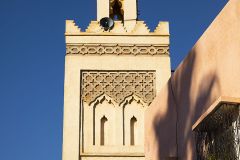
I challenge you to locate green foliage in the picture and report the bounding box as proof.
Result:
[206,154,217,160]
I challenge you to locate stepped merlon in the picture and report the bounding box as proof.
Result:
[66,0,169,35]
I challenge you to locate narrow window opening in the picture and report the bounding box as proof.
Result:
[93,106,96,145]
[130,116,137,146]
[110,0,123,21]
[100,116,108,145]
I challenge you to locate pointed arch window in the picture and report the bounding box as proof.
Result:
[110,0,124,21]
[130,116,137,146]
[100,116,108,145]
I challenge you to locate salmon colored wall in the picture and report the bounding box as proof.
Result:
[145,0,240,159]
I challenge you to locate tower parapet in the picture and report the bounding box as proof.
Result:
[65,20,170,56]
[65,20,169,35]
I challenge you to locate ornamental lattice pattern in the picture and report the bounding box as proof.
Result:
[195,104,240,160]
[66,44,169,56]
[81,71,156,105]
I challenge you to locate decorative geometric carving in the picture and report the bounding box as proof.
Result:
[92,94,118,107]
[121,94,148,107]
[81,71,156,105]
[66,44,169,56]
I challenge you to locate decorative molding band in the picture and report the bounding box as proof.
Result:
[81,71,156,105]
[66,44,169,56]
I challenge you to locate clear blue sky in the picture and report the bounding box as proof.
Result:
[0,0,227,159]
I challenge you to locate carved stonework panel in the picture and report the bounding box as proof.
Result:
[81,71,156,105]
[66,44,169,56]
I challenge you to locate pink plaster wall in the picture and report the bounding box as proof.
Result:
[145,0,240,159]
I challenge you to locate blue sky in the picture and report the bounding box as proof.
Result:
[0,0,227,159]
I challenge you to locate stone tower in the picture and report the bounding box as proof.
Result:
[62,0,171,160]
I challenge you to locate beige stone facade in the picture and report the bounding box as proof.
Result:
[62,0,171,160]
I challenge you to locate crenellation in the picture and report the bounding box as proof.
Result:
[154,21,169,35]
[66,20,170,35]
[85,21,104,33]
[132,21,150,34]
[110,21,127,33]
[65,20,81,34]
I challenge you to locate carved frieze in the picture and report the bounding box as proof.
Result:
[66,44,169,56]
[81,71,156,105]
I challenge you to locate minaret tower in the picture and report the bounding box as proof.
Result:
[62,0,171,160]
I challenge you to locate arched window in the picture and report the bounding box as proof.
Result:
[130,116,137,146]
[100,116,108,145]
[110,0,123,21]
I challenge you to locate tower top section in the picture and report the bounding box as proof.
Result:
[65,0,170,44]
[97,0,137,31]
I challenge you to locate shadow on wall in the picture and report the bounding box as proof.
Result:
[147,0,240,159]
[153,47,220,159]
